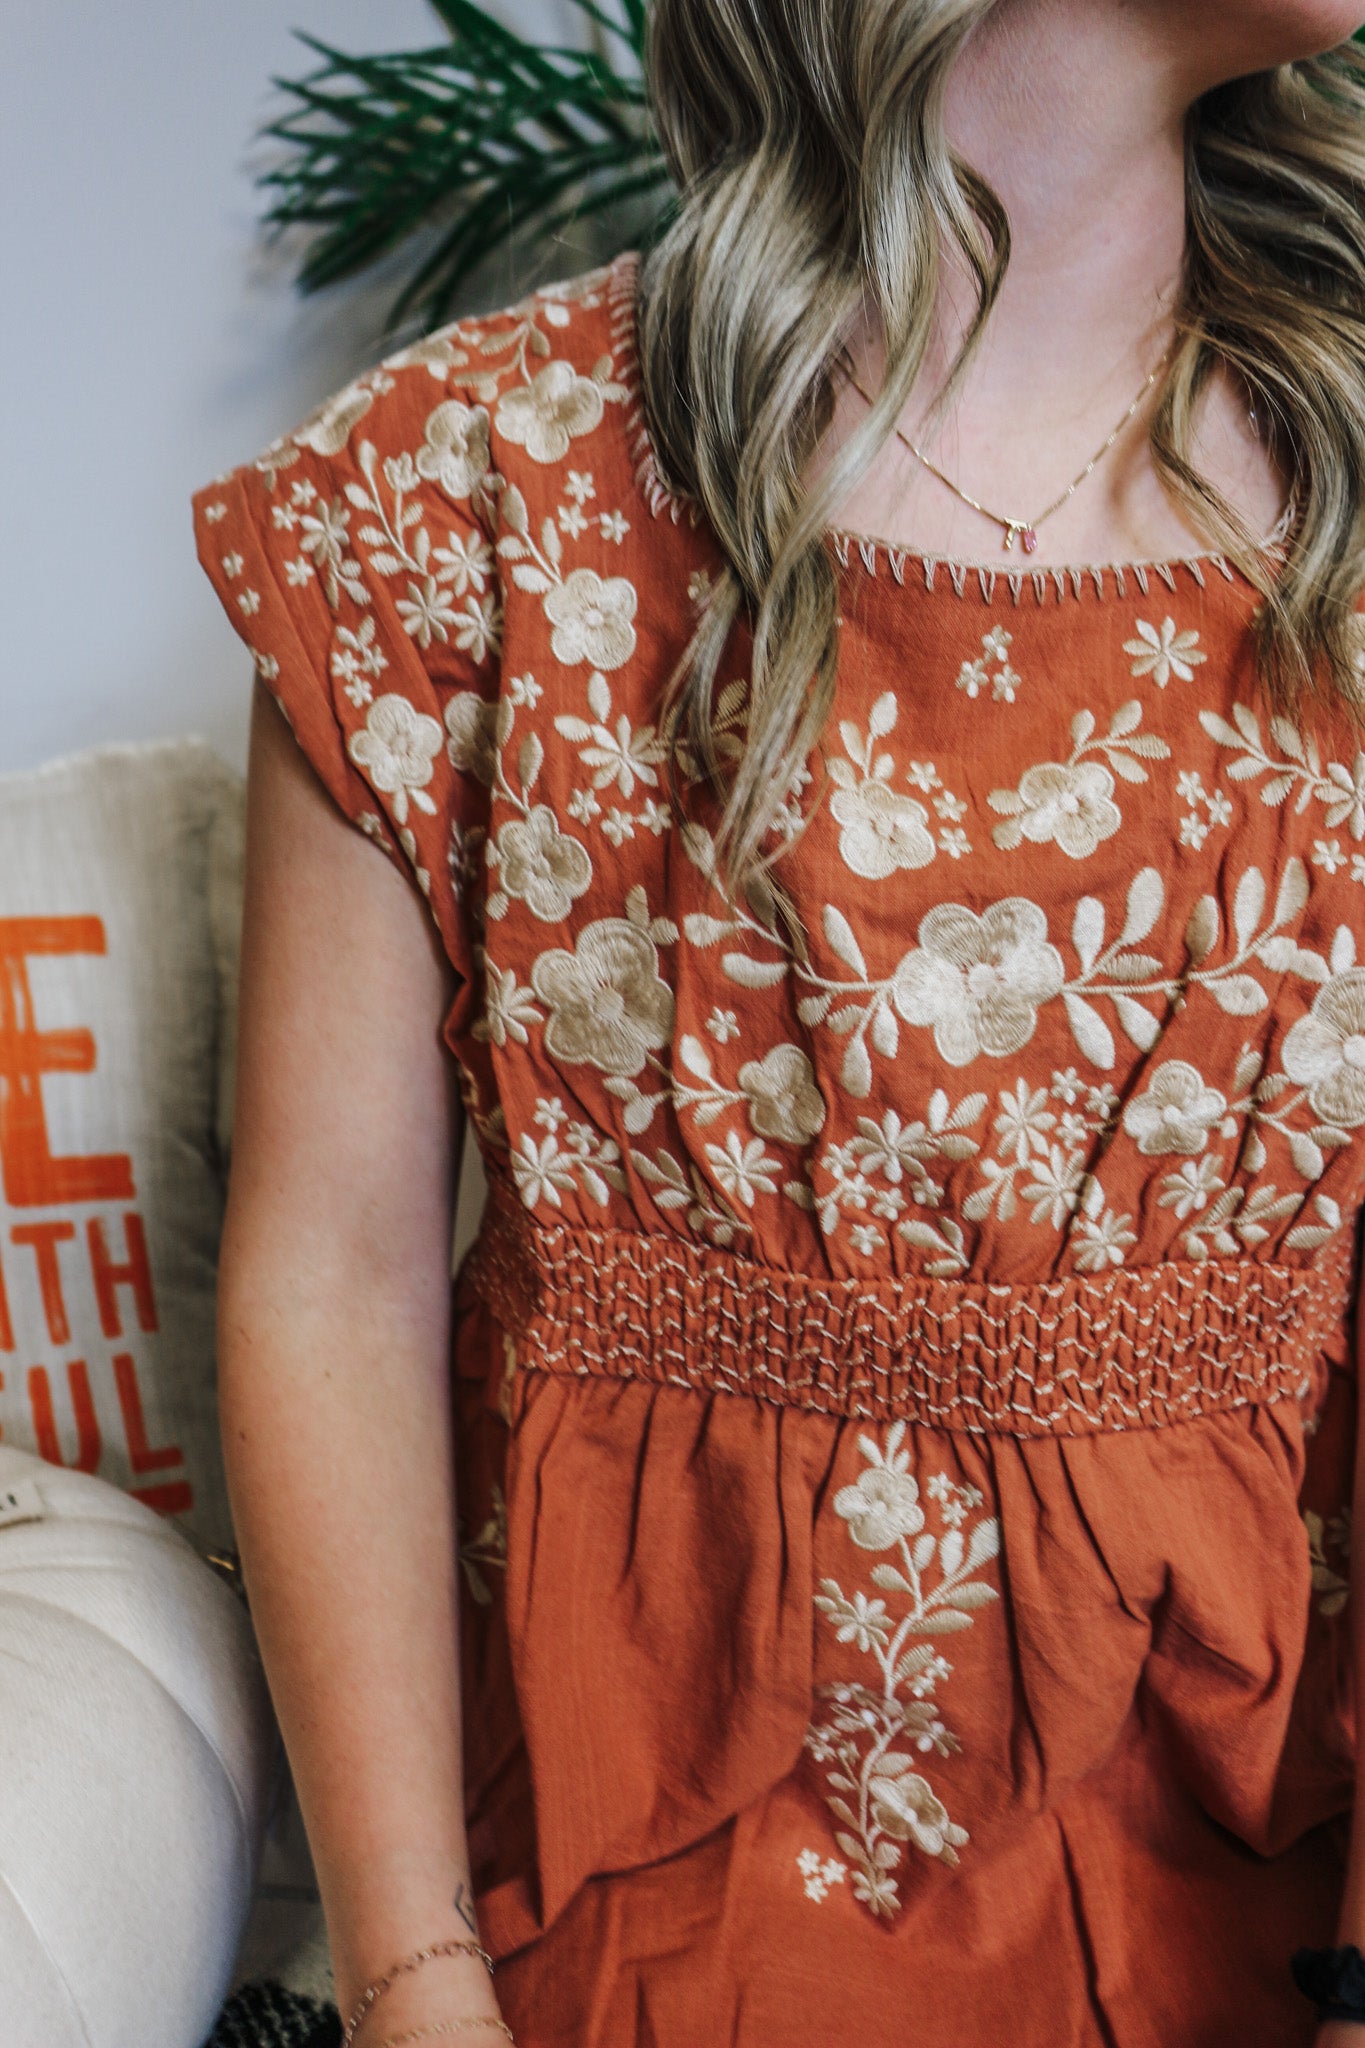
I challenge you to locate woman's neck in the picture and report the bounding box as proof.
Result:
[828,0,1284,568]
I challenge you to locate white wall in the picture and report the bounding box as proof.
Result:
[1,1,609,777]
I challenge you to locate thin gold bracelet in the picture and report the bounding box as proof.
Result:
[342,1940,496,2048]
[370,2026,514,2046]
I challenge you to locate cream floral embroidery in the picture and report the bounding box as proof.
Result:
[416,399,492,500]
[554,668,667,812]
[496,360,604,462]
[496,807,593,922]
[531,915,675,1077]
[444,691,500,784]
[293,378,377,458]
[1123,1062,1230,1155]
[892,902,1066,1067]
[1202,702,1365,841]
[1177,768,1234,851]
[499,485,639,671]
[988,702,1169,860]
[829,694,932,878]
[510,1094,625,1210]
[1124,616,1207,686]
[795,1849,848,1904]
[956,624,1022,703]
[806,1426,999,1922]
[348,694,443,823]
[345,435,503,661]
[1282,963,1365,1127]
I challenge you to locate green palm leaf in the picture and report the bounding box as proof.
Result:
[262,0,670,332]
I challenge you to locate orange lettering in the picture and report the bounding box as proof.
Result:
[112,1351,182,1474]
[27,1358,101,1472]
[87,1214,159,1338]
[11,1221,75,1344]
[0,918,135,1207]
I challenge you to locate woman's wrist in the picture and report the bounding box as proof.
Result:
[340,1950,505,2048]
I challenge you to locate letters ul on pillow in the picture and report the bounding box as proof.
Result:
[0,740,243,1550]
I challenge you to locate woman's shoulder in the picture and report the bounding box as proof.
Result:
[195,252,647,534]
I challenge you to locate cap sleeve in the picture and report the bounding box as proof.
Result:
[192,366,502,994]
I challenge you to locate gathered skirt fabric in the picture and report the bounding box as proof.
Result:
[451,1232,1357,2048]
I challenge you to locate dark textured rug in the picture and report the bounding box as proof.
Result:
[204,1982,342,2048]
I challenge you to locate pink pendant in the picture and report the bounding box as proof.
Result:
[1021,526,1039,554]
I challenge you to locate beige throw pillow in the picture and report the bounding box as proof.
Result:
[0,739,244,1551]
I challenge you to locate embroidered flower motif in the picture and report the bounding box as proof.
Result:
[1282,969,1365,1127]
[796,1849,848,1904]
[999,761,1122,860]
[830,779,936,880]
[892,901,1066,1068]
[808,1433,999,1922]
[496,362,605,463]
[1123,616,1207,686]
[444,692,499,783]
[495,807,593,921]
[867,1761,970,1864]
[705,1131,781,1206]
[433,528,494,595]
[347,694,443,823]
[544,569,638,671]
[293,380,375,457]
[1121,1061,1229,1155]
[331,617,388,706]
[833,1462,926,1550]
[299,497,358,604]
[532,917,674,1076]
[737,1044,826,1144]
[415,399,492,500]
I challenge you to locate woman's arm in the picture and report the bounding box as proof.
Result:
[218,680,501,2037]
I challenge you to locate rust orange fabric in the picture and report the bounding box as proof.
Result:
[194,252,1364,2046]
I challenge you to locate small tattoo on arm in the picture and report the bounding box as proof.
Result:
[453,1881,479,1936]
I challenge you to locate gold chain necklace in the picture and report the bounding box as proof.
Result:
[840,354,1167,555]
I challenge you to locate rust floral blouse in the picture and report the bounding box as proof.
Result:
[195,253,1365,2048]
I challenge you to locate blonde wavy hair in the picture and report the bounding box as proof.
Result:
[635,0,1365,898]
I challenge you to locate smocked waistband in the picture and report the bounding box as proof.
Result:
[463,1178,1354,1438]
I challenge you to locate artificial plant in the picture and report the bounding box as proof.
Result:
[262,0,669,334]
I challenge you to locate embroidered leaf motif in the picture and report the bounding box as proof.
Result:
[1186,895,1220,963]
[842,1035,874,1098]
[823,903,869,977]
[1115,996,1161,1051]
[1209,975,1268,1016]
[1063,993,1115,1069]
[1273,857,1310,928]
[1233,869,1267,953]
[723,954,788,989]
[684,913,735,947]
[1120,867,1165,947]
[868,691,898,739]
[943,1583,999,1610]
[870,1005,899,1059]
[1073,897,1105,974]
[678,1034,713,1080]
[1288,1131,1326,1182]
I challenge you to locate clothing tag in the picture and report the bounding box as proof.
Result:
[0,1476,47,1530]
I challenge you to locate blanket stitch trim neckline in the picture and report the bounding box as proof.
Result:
[604,250,1293,610]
